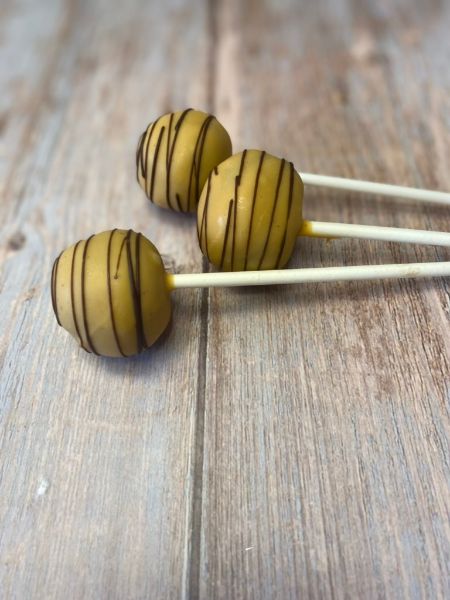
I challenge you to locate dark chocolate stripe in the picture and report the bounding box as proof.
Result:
[197,172,211,240]
[257,158,286,269]
[166,109,192,211]
[219,199,234,270]
[50,257,57,316]
[70,241,88,352]
[231,150,247,271]
[81,235,98,355]
[51,253,62,325]
[243,151,266,270]
[188,158,197,210]
[142,120,158,186]
[194,116,214,203]
[125,230,146,354]
[107,229,125,357]
[237,150,247,181]
[187,115,214,211]
[135,232,148,349]
[175,108,193,131]
[274,162,295,269]
[135,132,145,182]
[165,113,175,209]
[149,126,165,202]
[115,233,128,278]
[198,171,213,256]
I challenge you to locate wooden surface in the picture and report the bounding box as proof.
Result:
[0,0,449,598]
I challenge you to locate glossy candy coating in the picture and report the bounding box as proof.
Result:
[197,150,304,271]
[51,230,171,358]
[136,109,232,212]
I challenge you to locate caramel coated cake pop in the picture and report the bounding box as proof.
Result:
[136,109,232,212]
[197,150,450,272]
[51,229,171,357]
[51,230,450,358]
[197,150,304,270]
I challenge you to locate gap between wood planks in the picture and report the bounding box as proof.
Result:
[186,0,217,596]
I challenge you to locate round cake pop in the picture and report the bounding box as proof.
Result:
[197,150,450,271]
[197,150,304,270]
[136,109,232,212]
[51,229,171,357]
[51,229,450,358]
[137,109,450,208]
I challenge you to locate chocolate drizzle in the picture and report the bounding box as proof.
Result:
[274,162,295,269]
[166,109,192,211]
[165,113,175,209]
[124,230,147,355]
[70,241,88,352]
[107,229,125,357]
[53,230,155,357]
[219,200,234,270]
[142,120,157,184]
[149,126,165,202]
[257,158,285,269]
[137,110,218,211]
[198,171,213,258]
[115,233,128,279]
[134,232,148,350]
[81,235,98,355]
[135,133,144,182]
[195,116,214,204]
[136,118,157,186]
[243,151,266,270]
[110,230,147,355]
[199,151,299,271]
[51,253,62,325]
[230,150,247,270]
[187,115,214,211]
[199,150,249,270]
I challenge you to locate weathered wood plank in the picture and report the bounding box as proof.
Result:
[199,0,450,598]
[0,0,211,598]
[1,0,449,598]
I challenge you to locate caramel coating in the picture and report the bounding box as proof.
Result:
[51,230,171,358]
[197,150,304,271]
[136,109,232,212]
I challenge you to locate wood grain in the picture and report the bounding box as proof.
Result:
[199,0,450,598]
[0,0,449,599]
[0,0,211,597]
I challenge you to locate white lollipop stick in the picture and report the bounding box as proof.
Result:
[300,220,450,247]
[169,261,450,289]
[300,173,450,206]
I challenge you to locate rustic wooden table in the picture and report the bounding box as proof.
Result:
[1,0,449,598]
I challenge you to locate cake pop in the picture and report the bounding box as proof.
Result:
[197,150,450,271]
[51,229,450,357]
[136,109,232,212]
[137,109,450,208]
